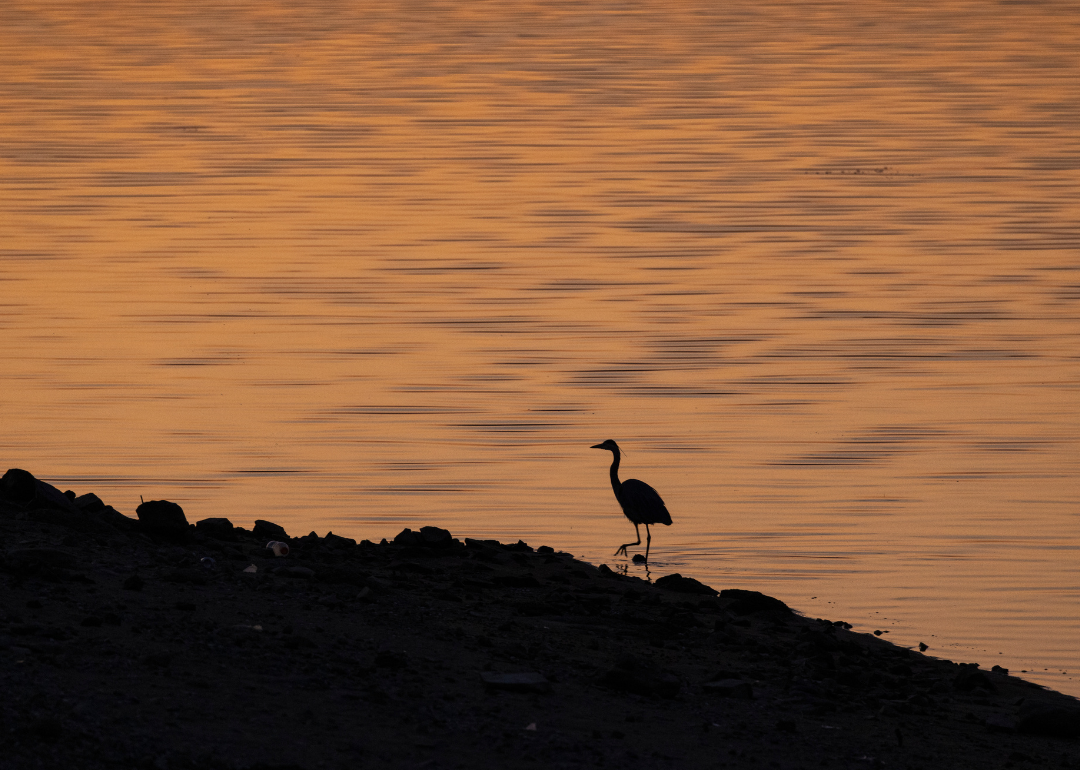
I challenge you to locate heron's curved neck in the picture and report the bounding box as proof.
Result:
[608,450,622,494]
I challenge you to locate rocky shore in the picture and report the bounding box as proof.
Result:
[2,468,1078,769]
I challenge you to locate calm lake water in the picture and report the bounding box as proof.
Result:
[2,1,1078,695]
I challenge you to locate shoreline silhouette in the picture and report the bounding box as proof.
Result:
[2,467,1078,768]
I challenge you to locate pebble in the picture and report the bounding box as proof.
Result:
[480,671,551,694]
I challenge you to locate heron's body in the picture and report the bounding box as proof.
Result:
[591,440,671,561]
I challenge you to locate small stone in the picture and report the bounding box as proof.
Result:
[703,679,754,699]
[375,650,409,669]
[480,671,551,693]
[143,652,173,668]
[599,657,680,699]
[918,642,929,652]
[985,713,1017,733]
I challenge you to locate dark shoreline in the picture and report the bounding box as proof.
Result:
[2,468,1078,769]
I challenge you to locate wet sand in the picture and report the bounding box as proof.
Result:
[2,469,1078,769]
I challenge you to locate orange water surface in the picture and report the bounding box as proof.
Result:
[1,0,1078,695]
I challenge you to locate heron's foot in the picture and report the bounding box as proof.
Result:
[615,545,629,556]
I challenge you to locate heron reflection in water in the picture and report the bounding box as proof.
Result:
[590,440,671,563]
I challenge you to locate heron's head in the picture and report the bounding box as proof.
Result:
[590,439,620,452]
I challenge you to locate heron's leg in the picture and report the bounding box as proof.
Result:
[644,523,652,562]
[615,522,641,556]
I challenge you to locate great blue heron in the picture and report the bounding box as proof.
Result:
[591,439,671,562]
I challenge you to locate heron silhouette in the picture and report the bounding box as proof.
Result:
[591,439,671,562]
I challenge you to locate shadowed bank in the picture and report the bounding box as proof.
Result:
[2,468,1078,769]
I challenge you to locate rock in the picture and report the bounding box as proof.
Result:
[136,500,188,537]
[393,528,423,546]
[1016,700,1080,738]
[655,573,718,596]
[73,493,105,513]
[393,527,452,548]
[1,468,79,512]
[195,517,236,540]
[419,526,453,547]
[123,574,145,591]
[252,520,289,540]
[720,589,791,616]
[323,532,357,549]
[597,564,621,579]
[480,671,551,694]
[0,468,37,503]
[28,507,94,532]
[492,573,542,588]
[8,548,77,571]
[280,566,315,579]
[143,652,174,668]
[953,663,996,692]
[163,568,208,585]
[599,657,681,698]
[985,713,1017,733]
[703,678,754,699]
[375,649,408,669]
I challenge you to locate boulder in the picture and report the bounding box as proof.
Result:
[252,520,289,541]
[1017,699,1080,738]
[136,499,188,537]
[953,662,996,692]
[195,517,236,540]
[655,573,718,596]
[1,468,78,512]
[720,589,791,616]
[419,526,453,547]
[393,528,423,546]
[323,532,357,549]
[73,493,106,513]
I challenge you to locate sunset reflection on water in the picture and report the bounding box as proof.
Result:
[1,0,1078,694]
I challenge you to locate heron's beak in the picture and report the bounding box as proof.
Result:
[590,443,605,449]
